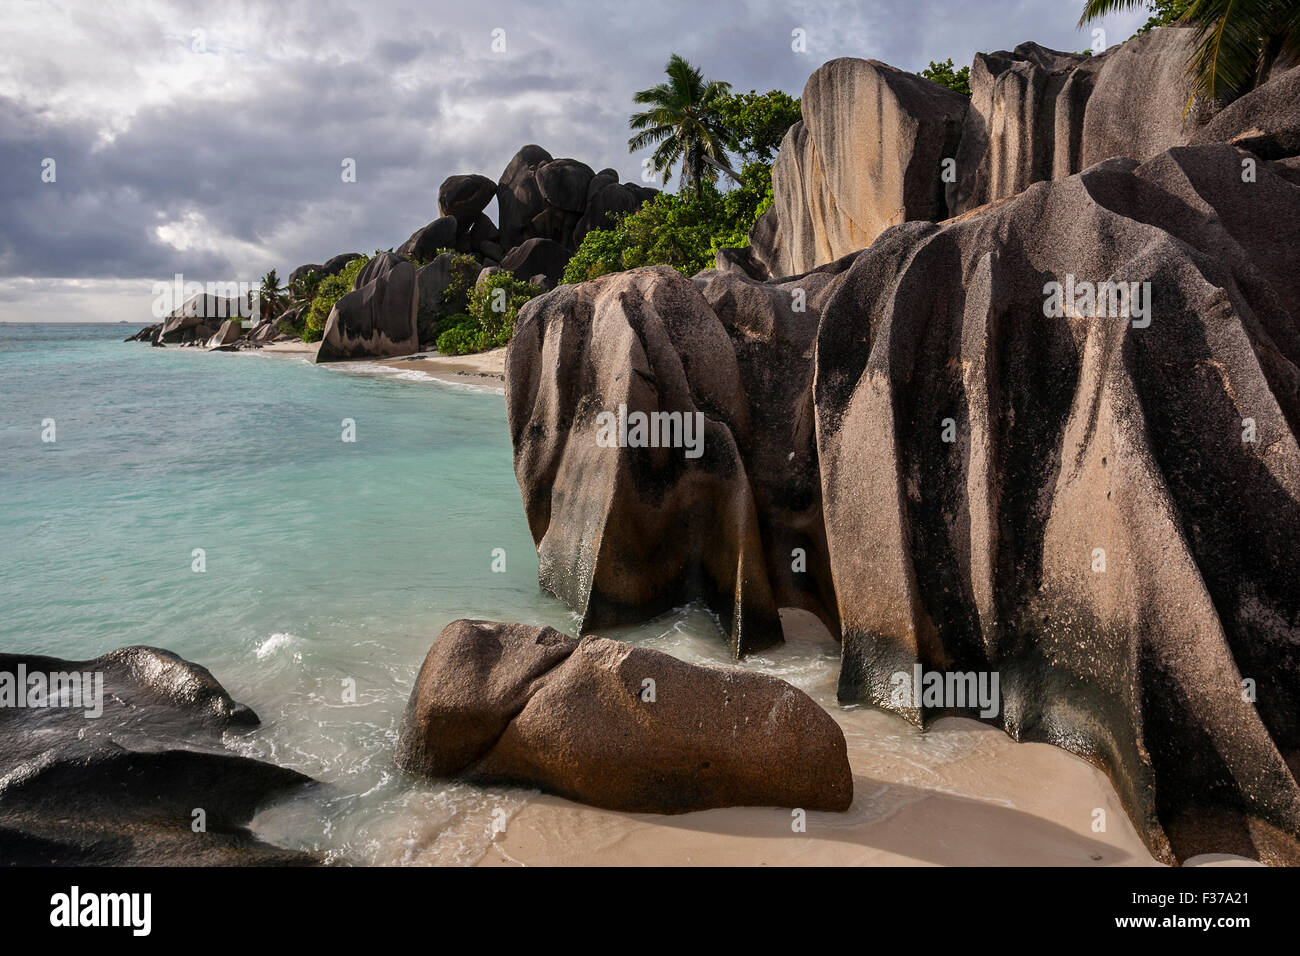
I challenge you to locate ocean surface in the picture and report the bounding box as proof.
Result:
[0,322,879,864]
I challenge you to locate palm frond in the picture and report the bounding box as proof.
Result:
[1078,0,1148,27]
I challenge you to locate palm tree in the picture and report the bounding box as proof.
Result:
[628,54,738,199]
[1080,0,1300,105]
[257,269,286,321]
[286,271,320,315]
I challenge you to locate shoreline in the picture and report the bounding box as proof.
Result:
[467,610,1168,868]
[255,341,507,393]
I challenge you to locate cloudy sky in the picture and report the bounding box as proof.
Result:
[0,0,1148,323]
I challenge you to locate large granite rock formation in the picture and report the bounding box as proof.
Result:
[416,253,453,347]
[817,145,1300,866]
[752,26,1245,279]
[496,145,656,254]
[537,158,595,213]
[507,144,1300,864]
[751,58,968,278]
[316,252,419,363]
[508,267,781,656]
[205,318,243,349]
[497,145,555,251]
[1192,63,1300,159]
[438,174,497,231]
[397,216,458,262]
[395,620,853,813]
[157,293,243,344]
[499,237,572,287]
[0,646,315,865]
[949,26,1203,217]
[288,254,362,287]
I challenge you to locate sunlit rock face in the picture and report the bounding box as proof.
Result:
[396,619,854,813]
[751,27,1229,280]
[751,58,968,278]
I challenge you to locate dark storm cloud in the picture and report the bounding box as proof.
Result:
[0,0,1146,297]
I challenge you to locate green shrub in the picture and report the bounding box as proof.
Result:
[434,313,480,355]
[562,161,772,283]
[562,229,626,284]
[920,58,971,96]
[468,273,537,340]
[303,256,369,342]
[439,253,482,317]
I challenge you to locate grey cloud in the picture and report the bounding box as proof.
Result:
[0,0,1147,299]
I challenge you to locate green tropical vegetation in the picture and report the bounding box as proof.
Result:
[257,269,286,320]
[563,161,774,282]
[302,256,369,342]
[564,57,796,287]
[436,272,540,355]
[714,89,803,162]
[920,58,973,95]
[1134,0,1193,32]
[438,252,484,316]
[629,54,738,198]
[1081,0,1300,103]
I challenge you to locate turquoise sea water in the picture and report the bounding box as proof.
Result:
[0,322,848,864]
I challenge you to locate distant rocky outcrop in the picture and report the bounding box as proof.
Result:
[438,174,497,231]
[506,141,1300,864]
[289,253,361,286]
[316,251,418,363]
[395,619,853,813]
[497,145,656,258]
[396,216,458,262]
[126,293,247,347]
[0,646,316,865]
[205,318,244,349]
[499,237,571,287]
[158,146,659,361]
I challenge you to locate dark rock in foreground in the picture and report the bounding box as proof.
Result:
[0,646,316,865]
[395,620,853,813]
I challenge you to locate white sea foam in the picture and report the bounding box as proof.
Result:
[256,632,298,659]
[323,359,505,395]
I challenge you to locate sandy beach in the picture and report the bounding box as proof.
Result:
[461,610,1157,868]
[258,341,507,390]
[477,716,1257,867]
